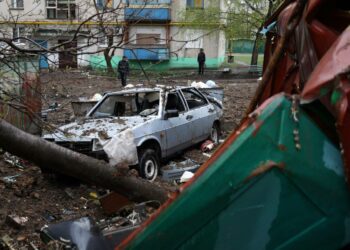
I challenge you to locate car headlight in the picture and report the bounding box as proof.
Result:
[92,139,103,152]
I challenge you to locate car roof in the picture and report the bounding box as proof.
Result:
[105,86,192,96]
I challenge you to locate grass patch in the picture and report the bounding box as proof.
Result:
[232,53,264,66]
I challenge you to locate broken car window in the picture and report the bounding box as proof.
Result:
[165,92,185,112]
[91,95,135,118]
[90,92,160,118]
[181,88,208,109]
[137,92,160,117]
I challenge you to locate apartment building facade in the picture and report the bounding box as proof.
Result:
[0,0,226,70]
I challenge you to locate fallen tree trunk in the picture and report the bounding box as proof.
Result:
[0,119,168,203]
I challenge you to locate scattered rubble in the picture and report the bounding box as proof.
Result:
[180,171,195,183]
[161,158,201,182]
[200,140,215,152]
[3,153,26,169]
[40,201,160,249]
[6,215,29,229]
[99,192,133,215]
[0,72,258,248]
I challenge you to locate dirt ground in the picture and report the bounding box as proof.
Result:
[0,70,258,249]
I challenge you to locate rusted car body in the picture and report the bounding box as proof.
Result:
[43,86,222,180]
[118,0,350,249]
[260,0,350,182]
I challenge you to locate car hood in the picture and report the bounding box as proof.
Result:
[43,116,154,142]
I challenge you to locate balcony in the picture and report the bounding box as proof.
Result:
[124,8,171,22]
[124,0,171,22]
[124,47,169,61]
[126,0,171,5]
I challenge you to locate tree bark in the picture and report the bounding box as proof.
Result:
[104,49,114,74]
[250,32,260,66]
[250,0,274,69]
[104,35,114,74]
[0,119,169,203]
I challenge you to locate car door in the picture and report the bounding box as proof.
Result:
[180,88,216,143]
[163,91,193,157]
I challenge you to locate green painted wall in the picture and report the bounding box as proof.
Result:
[90,55,225,71]
[90,55,122,69]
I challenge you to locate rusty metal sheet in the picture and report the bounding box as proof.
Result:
[301,27,350,102]
[0,73,41,134]
[259,0,349,106]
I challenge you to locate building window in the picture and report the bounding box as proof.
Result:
[136,34,160,45]
[96,0,113,9]
[97,27,114,47]
[98,35,108,47]
[186,0,203,8]
[46,0,76,19]
[11,0,24,9]
[12,27,25,44]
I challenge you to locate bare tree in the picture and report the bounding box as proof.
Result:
[0,0,225,203]
[0,0,175,202]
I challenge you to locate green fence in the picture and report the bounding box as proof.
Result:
[229,39,265,54]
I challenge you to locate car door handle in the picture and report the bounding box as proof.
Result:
[186,115,193,120]
[208,108,215,113]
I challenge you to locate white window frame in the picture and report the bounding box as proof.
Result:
[12,27,26,45]
[11,0,24,9]
[98,35,108,47]
[46,0,76,20]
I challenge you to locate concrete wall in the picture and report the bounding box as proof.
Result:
[0,0,124,21]
[0,0,227,70]
[0,0,43,20]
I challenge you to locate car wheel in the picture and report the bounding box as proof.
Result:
[138,149,159,182]
[210,123,220,144]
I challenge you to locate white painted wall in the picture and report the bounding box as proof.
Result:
[128,26,167,45]
[170,27,223,59]
[0,0,227,67]
[0,0,43,20]
[0,0,124,22]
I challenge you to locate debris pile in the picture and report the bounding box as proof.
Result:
[161,158,201,182]
[40,201,160,249]
[0,72,258,248]
[0,151,188,249]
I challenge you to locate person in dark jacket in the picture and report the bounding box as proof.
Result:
[117,56,129,87]
[197,48,206,75]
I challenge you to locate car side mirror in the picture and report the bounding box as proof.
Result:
[164,109,179,120]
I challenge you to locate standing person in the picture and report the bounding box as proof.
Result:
[197,48,206,75]
[117,56,129,87]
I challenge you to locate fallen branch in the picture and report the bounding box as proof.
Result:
[0,118,169,203]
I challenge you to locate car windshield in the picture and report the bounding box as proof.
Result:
[90,91,160,118]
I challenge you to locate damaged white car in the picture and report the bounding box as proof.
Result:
[43,86,223,181]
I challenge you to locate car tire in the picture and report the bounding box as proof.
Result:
[210,123,220,144]
[138,149,159,182]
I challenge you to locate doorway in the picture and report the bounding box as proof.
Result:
[58,39,77,69]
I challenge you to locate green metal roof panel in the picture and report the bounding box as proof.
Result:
[124,95,350,249]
